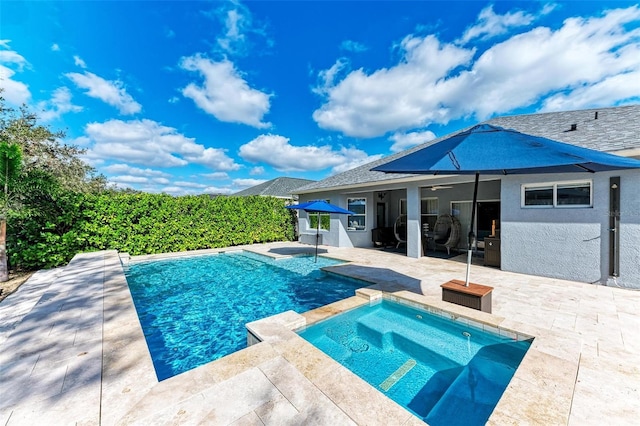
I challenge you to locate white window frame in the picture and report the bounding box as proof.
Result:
[521,180,593,208]
[347,197,367,231]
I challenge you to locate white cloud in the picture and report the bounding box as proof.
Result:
[340,40,368,53]
[110,175,149,184]
[153,177,170,185]
[66,71,142,114]
[239,134,381,174]
[313,35,474,137]
[168,96,180,104]
[313,5,640,138]
[174,181,207,188]
[201,172,229,180]
[37,87,82,121]
[249,166,264,175]
[389,130,436,153]
[51,43,60,51]
[233,178,266,188]
[0,65,31,105]
[73,55,87,68]
[83,119,241,171]
[181,55,271,128]
[458,4,554,44]
[103,163,171,178]
[211,0,270,57]
[204,186,235,195]
[0,42,31,105]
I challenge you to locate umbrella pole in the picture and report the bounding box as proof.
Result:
[465,172,480,286]
[315,212,320,263]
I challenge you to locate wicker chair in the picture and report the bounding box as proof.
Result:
[433,214,461,254]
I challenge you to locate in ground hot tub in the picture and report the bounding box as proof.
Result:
[298,299,533,425]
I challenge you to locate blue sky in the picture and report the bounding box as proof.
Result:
[1,1,639,195]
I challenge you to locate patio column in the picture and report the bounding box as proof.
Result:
[406,184,422,258]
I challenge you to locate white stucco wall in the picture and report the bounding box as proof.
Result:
[501,170,640,289]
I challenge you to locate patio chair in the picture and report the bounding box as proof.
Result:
[433,214,461,254]
[393,214,407,248]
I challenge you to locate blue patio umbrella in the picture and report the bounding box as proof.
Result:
[372,124,640,286]
[286,200,356,262]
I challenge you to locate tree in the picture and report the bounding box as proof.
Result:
[0,93,107,273]
[0,142,22,281]
[0,96,106,193]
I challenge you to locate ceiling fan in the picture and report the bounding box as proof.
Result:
[428,185,453,191]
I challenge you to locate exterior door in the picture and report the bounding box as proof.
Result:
[376,203,386,228]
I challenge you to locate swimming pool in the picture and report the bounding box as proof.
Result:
[298,299,532,425]
[125,251,365,380]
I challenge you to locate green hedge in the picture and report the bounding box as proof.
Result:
[8,193,296,270]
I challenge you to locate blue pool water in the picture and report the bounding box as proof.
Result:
[125,251,365,380]
[298,299,532,425]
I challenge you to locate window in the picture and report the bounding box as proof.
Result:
[347,198,366,230]
[400,198,439,231]
[309,200,330,230]
[522,181,592,208]
[421,198,438,231]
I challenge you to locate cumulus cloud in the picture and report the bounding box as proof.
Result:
[103,163,171,178]
[110,175,149,184]
[181,55,271,128]
[233,178,266,188]
[0,42,31,105]
[83,119,241,171]
[458,3,554,44]
[37,87,82,121]
[249,166,265,175]
[66,71,142,114]
[201,172,229,180]
[313,35,474,137]
[51,43,60,51]
[173,181,207,188]
[239,134,382,174]
[313,5,640,138]
[389,130,436,153]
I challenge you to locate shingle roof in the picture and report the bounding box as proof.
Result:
[297,104,640,193]
[233,177,315,198]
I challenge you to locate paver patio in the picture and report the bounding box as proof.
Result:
[0,242,638,425]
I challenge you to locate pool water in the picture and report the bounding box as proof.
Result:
[298,299,532,425]
[125,251,364,380]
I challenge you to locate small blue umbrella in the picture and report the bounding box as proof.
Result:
[372,124,640,285]
[287,200,356,262]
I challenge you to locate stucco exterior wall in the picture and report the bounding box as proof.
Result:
[501,170,640,288]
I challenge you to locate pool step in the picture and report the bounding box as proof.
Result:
[424,341,529,426]
[424,364,497,426]
[356,312,467,366]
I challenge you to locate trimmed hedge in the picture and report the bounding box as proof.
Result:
[9,193,296,270]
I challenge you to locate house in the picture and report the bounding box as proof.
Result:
[233,177,315,201]
[294,105,640,289]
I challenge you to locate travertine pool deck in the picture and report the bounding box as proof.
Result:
[0,242,639,425]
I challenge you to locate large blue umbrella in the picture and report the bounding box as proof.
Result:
[286,200,356,262]
[372,124,640,285]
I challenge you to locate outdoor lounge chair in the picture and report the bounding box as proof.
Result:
[433,214,461,254]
